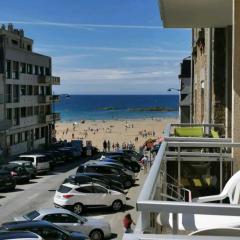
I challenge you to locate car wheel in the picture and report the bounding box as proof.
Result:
[112,200,123,211]
[73,203,84,214]
[124,180,132,188]
[89,229,103,240]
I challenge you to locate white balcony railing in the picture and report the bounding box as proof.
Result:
[123,124,240,239]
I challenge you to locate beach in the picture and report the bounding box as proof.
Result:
[55,117,178,151]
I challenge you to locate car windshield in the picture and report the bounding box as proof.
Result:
[24,210,40,220]
[58,185,72,193]
[18,157,34,162]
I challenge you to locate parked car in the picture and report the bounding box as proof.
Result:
[76,163,134,188]
[64,174,126,194]
[57,148,75,162]
[0,163,30,183]
[86,160,136,181]
[1,220,89,240]
[0,169,16,191]
[17,154,50,173]
[54,182,126,214]
[75,172,125,191]
[44,150,65,165]
[0,231,43,240]
[14,208,111,240]
[82,147,99,157]
[100,154,141,173]
[10,161,37,179]
[103,150,143,162]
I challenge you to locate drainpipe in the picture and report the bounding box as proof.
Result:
[207,28,213,130]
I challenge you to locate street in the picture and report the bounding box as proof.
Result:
[0,159,146,239]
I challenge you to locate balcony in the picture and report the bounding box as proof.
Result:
[123,123,240,239]
[0,119,12,131]
[38,95,52,104]
[38,75,60,85]
[52,95,60,102]
[39,113,60,124]
[0,94,4,104]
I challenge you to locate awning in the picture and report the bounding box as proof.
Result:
[159,0,232,28]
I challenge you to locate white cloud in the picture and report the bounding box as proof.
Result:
[36,43,190,54]
[123,56,184,61]
[0,20,163,31]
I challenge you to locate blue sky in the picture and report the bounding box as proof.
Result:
[1,0,191,94]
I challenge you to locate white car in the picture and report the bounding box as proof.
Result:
[17,154,50,173]
[14,208,111,240]
[54,182,126,214]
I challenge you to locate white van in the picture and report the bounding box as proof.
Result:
[17,154,50,173]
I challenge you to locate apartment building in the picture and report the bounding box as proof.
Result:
[0,23,60,158]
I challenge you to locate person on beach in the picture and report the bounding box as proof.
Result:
[107,140,111,152]
[123,213,135,233]
[103,140,107,152]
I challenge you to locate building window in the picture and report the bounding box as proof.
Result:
[21,132,26,142]
[21,107,26,118]
[34,86,39,95]
[40,105,45,114]
[6,60,11,79]
[7,108,12,120]
[34,65,39,75]
[27,44,32,51]
[41,127,45,138]
[25,131,28,141]
[27,106,33,116]
[40,66,45,76]
[34,106,39,115]
[10,135,13,145]
[20,63,26,73]
[18,133,22,143]
[6,84,12,103]
[27,85,33,95]
[40,86,45,95]
[20,85,26,95]
[13,108,20,126]
[12,61,19,79]
[14,134,18,144]
[13,85,19,103]
[27,64,32,74]
[46,105,51,114]
[46,86,51,95]
[35,128,40,140]
[11,39,18,45]
[45,67,50,76]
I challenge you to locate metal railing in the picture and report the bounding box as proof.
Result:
[126,124,240,239]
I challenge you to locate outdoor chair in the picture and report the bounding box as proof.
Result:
[158,171,240,231]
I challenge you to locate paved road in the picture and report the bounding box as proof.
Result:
[0,160,146,239]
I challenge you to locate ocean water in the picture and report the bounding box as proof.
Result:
[55,95,179,121]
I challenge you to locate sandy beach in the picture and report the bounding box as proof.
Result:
[55,117,178,151]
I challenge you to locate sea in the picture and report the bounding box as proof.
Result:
[55,95,179,121]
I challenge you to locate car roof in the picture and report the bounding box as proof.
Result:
[19,154,45,157]
[10,161,32,164]
[61,182,102,189]
[37,208,73,215]
[0,231,40,239]
[3,220,54,229]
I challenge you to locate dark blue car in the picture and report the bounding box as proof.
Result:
[1,220,89,240]
[0,231,42,240]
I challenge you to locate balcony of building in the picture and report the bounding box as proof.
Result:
[0,119,12,131]
[159,0,232,28]
[123,123,240,239]
[38,75,60,85]
[39,113,60,124]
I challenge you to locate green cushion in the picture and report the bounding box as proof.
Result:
[174,127,204,137]
[211,129,220,138]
